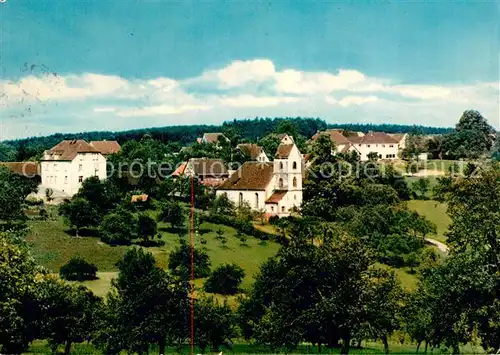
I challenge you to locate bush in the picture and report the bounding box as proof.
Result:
[168,243,211,278]
[59,257,98,281]
[204,263,245,295]
[268,215,280,225]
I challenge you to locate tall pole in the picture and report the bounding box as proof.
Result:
[190,175,195,355]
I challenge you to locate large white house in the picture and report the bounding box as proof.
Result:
[40,140,110,196]
[311,130,400,161]
[216,138,303,217]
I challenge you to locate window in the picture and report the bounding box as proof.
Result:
[279,162,283,170]
[271,206,274,212]
[78,176,83,183]
[255,193,259,208]
[78,164,82,172]
[64,176,68,184]
[293,161,297,170]
[294,194,297,200]
[367,145,371,148]
[293,177,297,188]
[239,192,243,206]
[94,170,98,176]
[358,144,361,147]
[53,163,57,171]
[279,178,284,188]
[382,144,385,148]
[281,206,285,213]
[389,145,394,148]
[378,154,382,159]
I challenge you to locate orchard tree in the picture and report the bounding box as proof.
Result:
[58,198,100,236]
[158,201,186,229]
[137,213,158,244]
[194,296,238,353]
[36,277,101,355]
[59,257,98,281]
[94,248,188,354]
[99,207,137,245]
[168,242,211,278]
[204,263,245,295]
[0,233,40,354]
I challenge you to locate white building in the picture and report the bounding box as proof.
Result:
[348,132,400,161]
[236,143,269,162]
[311,130,399,161]
[40,140,108,196]
[216,139,303,217]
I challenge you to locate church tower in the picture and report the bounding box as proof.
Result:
[273,140,303,193]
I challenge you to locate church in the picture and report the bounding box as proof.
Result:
[216,135,303,217]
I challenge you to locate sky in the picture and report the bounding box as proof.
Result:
[0,1,499,140]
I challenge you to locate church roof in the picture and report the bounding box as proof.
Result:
[275,144,294,159]
[217,162,273,191]
[265,190,287,204]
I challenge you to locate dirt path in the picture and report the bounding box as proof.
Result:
[425,237,449,253]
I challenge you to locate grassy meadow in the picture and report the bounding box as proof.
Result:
[407,200,451,243]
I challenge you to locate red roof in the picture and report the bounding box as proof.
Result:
[237,143,266,160]
[90,141,121,155]
[265,191,287,204]
[275,144,294,159]
[312,130,351,145]
[218,162,274,190]
[43,140,99,161]
[348,132,398,145]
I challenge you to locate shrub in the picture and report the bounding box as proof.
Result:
[203,263,245,295]
[59,257,97,281]
[168,243,211,278]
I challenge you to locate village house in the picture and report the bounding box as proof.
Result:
[311,130,399,161]
[172,158,229,187]
[236,143,269,162]
[196,132,229,145]
[40,140,112,196]
[216,138,303,217]
[89,140,122,156]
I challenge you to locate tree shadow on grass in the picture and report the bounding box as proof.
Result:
[158,226,188,235]
[134,239,166,248]
[64,228,99,238]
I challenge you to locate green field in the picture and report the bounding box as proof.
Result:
[25,339,486,354]
[407,200,451,243]
[26,209,280,297]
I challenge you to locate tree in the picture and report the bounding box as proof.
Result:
[456,110,495,138]
[94,248,188,355]
[58,198,100,236]
[0,166,38,228]
[75,176,120,216]
[204,263,245,295]
[137,213,158,244]
[168,242,211,278]
[0,233,40,354]
[194,296,238,353]
[210,193,236,216]
[36,277,101,355]
[59,257,98,281]
[241,234,403,354]
[158,201,186,229]
[258,134,281,160]
[45,188,54,203]
[413,178,430,199]
[99,207,137,245]
[367,151,379,161]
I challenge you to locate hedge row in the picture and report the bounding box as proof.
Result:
[199,213,286,244]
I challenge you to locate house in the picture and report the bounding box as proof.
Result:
[348,132,399,161]
[40,140,107,196]
[311,129,352,154]
[216,140,303,217]
[389,133,408,151]
[172,158,229,187]
[236,143,269,162]
[197,133,229,145]
[89,140,121,156]
[277,133,294,144]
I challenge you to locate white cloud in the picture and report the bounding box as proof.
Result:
[218,95,300,107]
[116,103,211,117]
[1,58,498,139]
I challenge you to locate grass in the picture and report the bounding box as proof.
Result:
[25,339,486,354]
[407,200,451,243]
[26,208,280,297]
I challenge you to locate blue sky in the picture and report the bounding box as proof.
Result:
[1,1,499,139]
